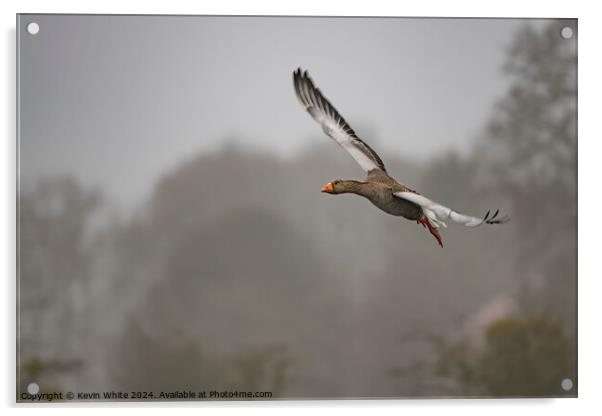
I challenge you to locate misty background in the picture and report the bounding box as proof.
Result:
[18,16,576,399]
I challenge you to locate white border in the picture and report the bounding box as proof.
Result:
[2,1,601,415]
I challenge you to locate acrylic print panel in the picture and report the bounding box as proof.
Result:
[17,14,577,402]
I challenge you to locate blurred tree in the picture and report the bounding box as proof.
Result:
[113,320,296,397]
[443,316,573,397]
[481,21,577,329]
[110,182,348,397]
[19,357,81,399]
[19,177,99,394]
[392,315,575,397]
[230,344,293,396]
[476,316,575,396]
[112,321,220,393]
[390,21,577,398]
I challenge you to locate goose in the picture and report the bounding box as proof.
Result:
[293,68,509,247]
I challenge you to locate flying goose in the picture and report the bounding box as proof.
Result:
[293,68,509,247]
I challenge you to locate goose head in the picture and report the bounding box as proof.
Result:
[321,180,356,194]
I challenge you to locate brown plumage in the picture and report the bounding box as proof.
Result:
[293,68,509,247]
[324,171,422,220]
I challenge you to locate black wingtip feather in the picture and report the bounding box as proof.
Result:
[491,209,500,220]
[483,211,510,225]
[483,211,490,222]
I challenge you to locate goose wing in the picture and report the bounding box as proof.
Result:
[393,191,510,228]
[293,68,386,173]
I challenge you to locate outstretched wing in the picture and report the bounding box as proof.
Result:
[293,68,386,173]
[394,191,510,229]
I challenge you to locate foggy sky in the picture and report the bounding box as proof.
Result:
[18,15,541,209]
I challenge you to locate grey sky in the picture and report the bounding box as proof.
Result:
[18,15,539,209]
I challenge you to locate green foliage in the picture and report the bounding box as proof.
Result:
[477,317,575,396]
[394,315,576,397]
[19,357,80,398]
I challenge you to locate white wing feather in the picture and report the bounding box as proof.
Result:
[394,191,508,228]
[294,69,386,173]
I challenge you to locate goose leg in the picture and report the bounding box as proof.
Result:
[417,217,443,248]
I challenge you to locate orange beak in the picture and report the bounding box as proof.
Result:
[321,182,334,193]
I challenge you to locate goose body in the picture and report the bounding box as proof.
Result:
[326,171,423,219]
[293,68,508,247]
